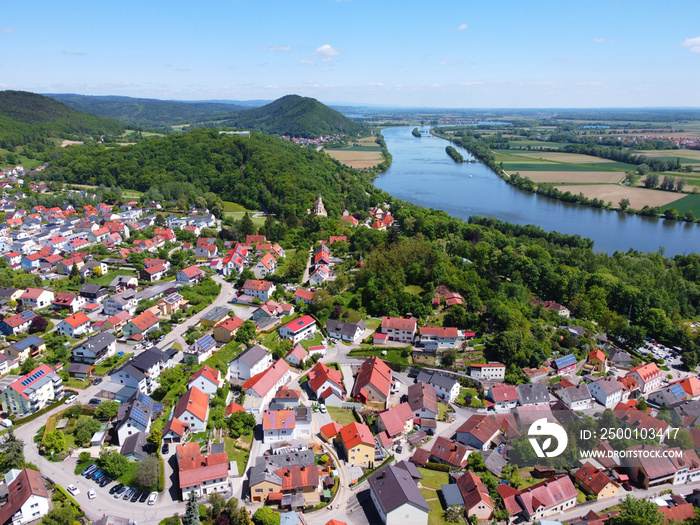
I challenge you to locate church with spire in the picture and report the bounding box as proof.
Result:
[312,194,328,218]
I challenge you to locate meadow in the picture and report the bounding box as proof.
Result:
[325,136,384,168]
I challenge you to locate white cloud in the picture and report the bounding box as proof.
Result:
[439,60,448,67]
[259,45,292,52]
[593,37,606,43]
[1,28,16,33]
[300,59,316,66]
[313,44,341,62]
[457,23,467,31]
[682,36,700,53]
[366,82,384,86]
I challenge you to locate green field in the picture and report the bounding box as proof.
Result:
[326,144,382,152]
[223,211,266,227]
[501,162,615,172]
[121,189,143,198]
[0,148,43,170]
[222,201,250,212]
[326,407,359,427]
[660,194,700,216]
[403,285,424,295]
[89,269,136,287]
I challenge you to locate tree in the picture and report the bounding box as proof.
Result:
[444,505,465,523]
[0,430,24,471]
[644,173,660,188]
[636,397,648,411]
[183,492,199,525]
[20,358,38,375]
[41,506,75,525]
[252,507,280,525]
[74,417,101,445]
[607,496,662,525]
[155,214,166,227]
[240,212,255,237]
[235,320,257,345]
[95,400,119,419]
[42,430,65,455]
[227,411,256,438]
[135,456,160,490]
[676,178,686,192]
[207,493,226,521]
[666,428,694,450]
[618,198,630,211]
[28,316,48,334]
[99,449,129,478]
[147,427,163,450]
[637,164,650,175]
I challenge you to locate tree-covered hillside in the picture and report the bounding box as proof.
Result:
[44,129,375,220]
[217,95,364,138]
[0,91,125,150]
[49,94,248,128]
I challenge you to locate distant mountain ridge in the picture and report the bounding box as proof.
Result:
[48,93,249,129]
[0,90,125,149]
[49,92,364,138]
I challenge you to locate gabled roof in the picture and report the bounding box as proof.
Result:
[338,422,374,450]
[553,353,577,369]
[377,403,413,436]
[233,345,270,368]
[173,387,209,422]
[280,315,316,334]
[407,381,438,415]
[573,462,618,495]
[20,287,48,300]
[2,310,37,327]
[285,343,308,363]
[307,362,343,394]
[381,316,416,331]
[163,416,188,438]
[177,442,229,488]
[420,326,459,338]
[262,409,295,431]
[457,471,493,513]
[225,401,245,416]
[242,359,290,397]
[320,422,343,439]
[629,362,661,382]
[294,288,314,301]
[0,468,49,525]
[368,464,430,514]
[180,265,204,279]
[678,377,700,397]
[62,312,91,328]
[215,316,243,333]
[352,356,392,400]
[243,279,273,292]
[456,415,501,445]
[430,436,469,468]
[128,310,159,332]
[189,365,221,386]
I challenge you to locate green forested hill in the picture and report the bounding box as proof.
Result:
[45,129,375,219]
[48,94,247,128]
[218,95,364,138]
[0,90,125,150]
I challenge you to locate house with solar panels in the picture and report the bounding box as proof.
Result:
[0,310,37,336]
[552,353,577,375]
[649,383,688,408]
[187,334,217,364]
[1,364,63,416]
[116,392,155,444]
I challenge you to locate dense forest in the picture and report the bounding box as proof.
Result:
[0,91,125,151]
[49,94,249,129]
[215,95,364,138]
[44,129,377,222]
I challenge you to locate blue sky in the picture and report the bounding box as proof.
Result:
[2,0,700,108]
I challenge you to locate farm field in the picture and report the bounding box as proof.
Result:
[660,194,700,216]
[553,184,684,209]
[512,151,621,164]
[523,171,624,184]
[634,149,700,165]
[324,148,383,168]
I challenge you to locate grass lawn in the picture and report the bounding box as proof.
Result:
[116,461,139,488]
[347,346,411,366]
[89,269,136,287]
[456,388,478,406]
[326,407,358,427]
[222,201,250,213]
[204,342,242,369]
[365,318,381,331]
[420,487,437,500]
[74,458,93,475]
[417,467,449,490]
[121,189,144,198]
[300,332,325,350]
[223,211,265,227]
[63,378,90,390]
[94,353,132,376]
[427,498,451,525]
[223,433,252,475]
[437,402,449,420]
[403,285,424,295]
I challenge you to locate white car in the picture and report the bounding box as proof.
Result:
[67,485,79,496]
[64,394,78,405]
[87,490,96,500]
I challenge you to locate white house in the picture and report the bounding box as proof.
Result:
[0,469,50,525]
[56,312,91,338]
[187,366,223,396]
[116,393,153,445]
[262,409,296,444]
[242,279,274,302]
[228,345,272,380]
[468,362,506,381]
[588,377,623,408]
[557,383,593,410]
[278,315,317,344]
[172,387,209,432]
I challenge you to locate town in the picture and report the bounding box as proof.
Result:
[0,165,696,525]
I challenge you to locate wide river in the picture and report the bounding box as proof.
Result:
[374,126,699,256]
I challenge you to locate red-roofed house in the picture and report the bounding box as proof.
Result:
[294,288,314,305]
[498,475,577,521]
[418,326,461,351]
[173,387,210,432]
[51,292,86,314]
[0,468,50,525]
[627,362,662,394]
[468,362,506,381]
[163,417,189,443]
[677,377,700,399]
[337,422,375,467]
[458,471,494,520]
[242,279,274,302]
[429,437,470,468]
[176,441,233,499]
[123,310,160,338]
[20,288,54,309]
[455,415,502,450]
[1,364,63,416]
[376,402,413,439]
[213,316,244,344]
[587,349,607,373]
[188,366,224,396]
[285,343,308,367]
[253,252,277,279]
[351,356,393,408]
[242,359,291,411]
[56,312,91,338]
[278,315,317,344]
[262,409,296,443]
[380,316,417,343]
[487,384,519,411]
[225,402,245,416]
[177,265,205,285]
[307,362,345,401]
[572,462,621,498]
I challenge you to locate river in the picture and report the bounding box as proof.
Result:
[373,126,699,256]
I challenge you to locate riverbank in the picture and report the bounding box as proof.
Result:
[430,128,699,223]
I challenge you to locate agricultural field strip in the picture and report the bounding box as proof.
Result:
[495,150,633,172]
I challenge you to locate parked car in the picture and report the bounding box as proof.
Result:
[87,490,96,500]
[82,464,97,476]
[623,482,633,492]
[99,477,111,488]
[113,486,127,498]
[64,394,78,405]
[67,485,80,496]
[88,398,101,405]
[109,483,124,495]
[319,404,327,413]
[131,490,142,502]
[139,491,149,503]
[93,377,103,385]
[147,492,158,506]
[123,488,135,500]
[161,443,169,455]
